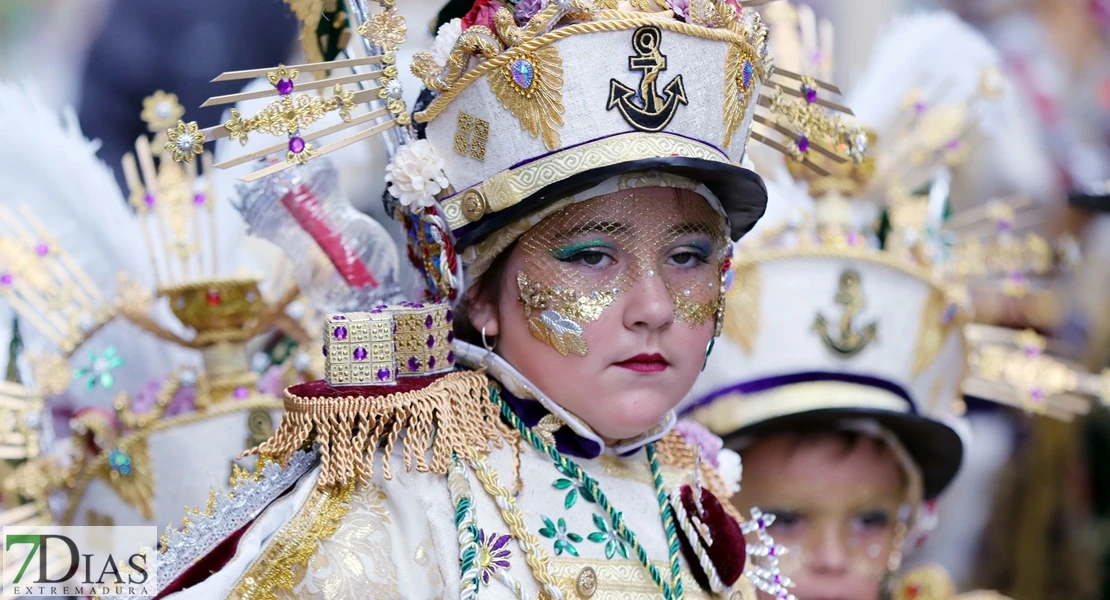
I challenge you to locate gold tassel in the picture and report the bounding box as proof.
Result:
[241,371,502,489]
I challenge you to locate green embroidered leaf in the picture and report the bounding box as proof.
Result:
[567,532,583,543]
[587,532,607,543]
[564,543,580,557]
[539,527,555,538]
[553,478,573,490]
[618,542,629,559]
[557,517,567,530]
[542,516,556,531]
[580,485,596,504]
[604,541,616,559]
[592,514,607,530]
[553,540,566,555]
[564,488,578,509]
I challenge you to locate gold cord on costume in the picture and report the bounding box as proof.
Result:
[242,371,501,489]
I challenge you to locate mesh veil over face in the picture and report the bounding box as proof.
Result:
[514,187,728,356]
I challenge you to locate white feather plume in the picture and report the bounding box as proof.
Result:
[0,81,196,413]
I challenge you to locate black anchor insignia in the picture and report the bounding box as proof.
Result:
[607,24,688,132]
[813,269,878,358]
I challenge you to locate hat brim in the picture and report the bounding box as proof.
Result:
[721,407,964,499]
[454,156,768,251]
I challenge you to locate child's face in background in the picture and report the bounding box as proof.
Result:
[735,431,908,600]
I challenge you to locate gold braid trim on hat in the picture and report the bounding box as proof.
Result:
[242,371,504,490]
[416,15,762,124]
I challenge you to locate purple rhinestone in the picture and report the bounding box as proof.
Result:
[428,356,436,369]
[942,303,957,325]
[333,326,348,340]
[946,138,961,151]
[445,310,454,323]
[234,387,249,399]
[0,273,12,286]
[408,356,420,372]
[1030,388,1045,402]
[144,193,155,207]
[914,101,927,114]
[276,78,294,95]
[414,303,425,308]
[353,347,368,361]
[425,315,434,329]
[193,193,206,206]
[769,547,777,557]
[757,518,765,529]
[427,334,435,349]
[1024,345,1039,358]
[846,231,860,247]
[447,331,455,343]
[741,60,754,90]
[289,136,306,154]
[510,59,535,90]
[371,307,383,313]
[996,219,1013,232]
[34,243,49,257]
[803,86,817,103]
[332,315,346,320]
[1010,270,1026,285]
[447,351,455,364]
[797,136,810,153]
[774,575,782,584]
[377,367,391,381]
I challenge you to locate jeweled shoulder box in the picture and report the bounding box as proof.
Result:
[323,302,456,385]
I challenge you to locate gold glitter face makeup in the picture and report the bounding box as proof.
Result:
[515,187,728,356]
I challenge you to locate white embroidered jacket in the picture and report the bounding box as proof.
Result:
[154,344,760,600]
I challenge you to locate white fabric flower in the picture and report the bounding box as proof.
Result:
[385,140,450,211]
[430,18,463,68]
[716,448,743,494]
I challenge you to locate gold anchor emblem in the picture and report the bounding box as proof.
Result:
[813,269,877,357]
[607,25,688,132]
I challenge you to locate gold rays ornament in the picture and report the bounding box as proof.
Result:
[489,46,565,151]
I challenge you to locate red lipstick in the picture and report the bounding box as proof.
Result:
[614,353,669,373]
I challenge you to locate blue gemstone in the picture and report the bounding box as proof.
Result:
[741,60,754,90]
[510,59,535,91]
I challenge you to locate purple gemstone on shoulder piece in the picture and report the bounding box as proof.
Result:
[428,356,436,369]
[35,243,49,257]
[408,356,420,371]
[353,347,368,361]
[333,315,346,320]
[289,136,306,154]
[425,314,434,329]
[234,387,249,400]
[377,368,391,381]
[797,136,810,153]
[0,273,11,286]
[447,331,455,343]
[427,334,435,349]
[193,193,206,206]
[276,78,294,95]
[144,193,156,207]
[510,59,535,91]
[804,86,817,103]
[447,351,455,364]
[334,326,348,340]
[445,309,454,323]
[322,346,328,357]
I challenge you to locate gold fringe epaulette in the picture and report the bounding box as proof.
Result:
[655,430,747,525]
[242,370,503,489]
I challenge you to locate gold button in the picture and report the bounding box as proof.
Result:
[460,189,487,222]
[575,566,598,598]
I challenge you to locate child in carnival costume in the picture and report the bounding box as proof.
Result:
[682,7,1097,600]
[149,0,864,598]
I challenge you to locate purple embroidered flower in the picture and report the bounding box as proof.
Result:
[514,0,544,24]
[476,530,512,584]
[674,420,723,468]
[669,0,689,20]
